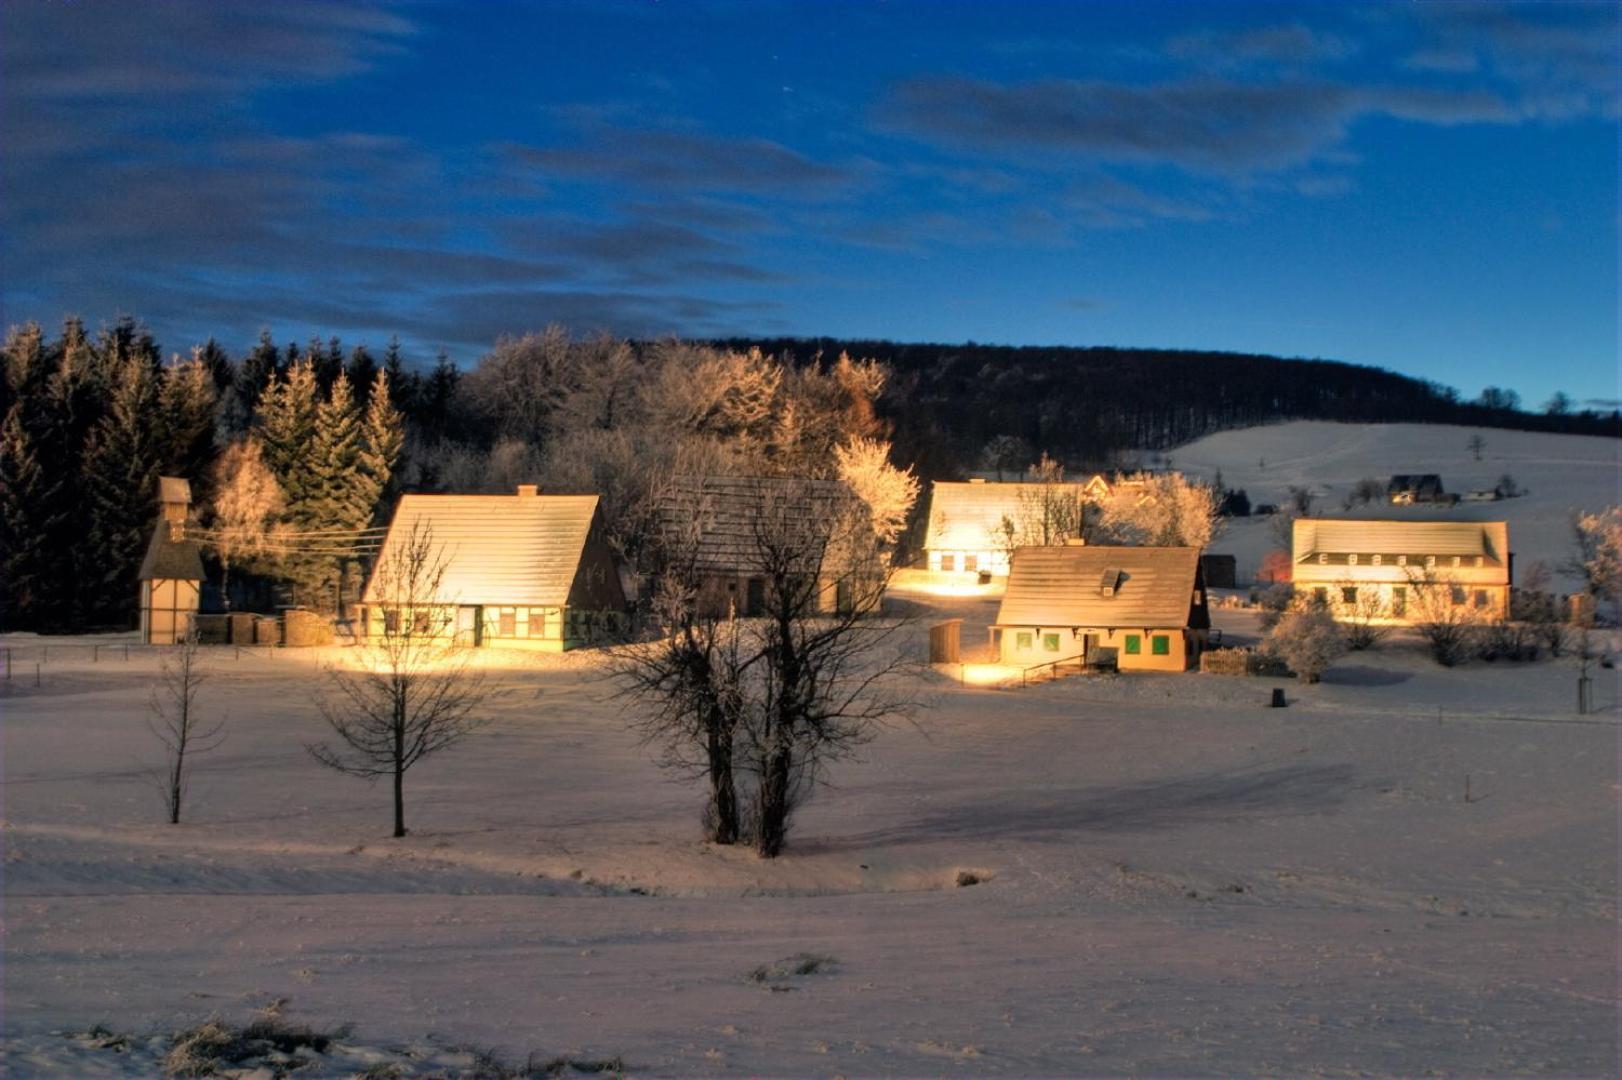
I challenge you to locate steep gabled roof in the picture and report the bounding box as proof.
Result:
[996,545,1202,628]
[363,491,601,606]
[1292,519,1508,564]
[656,475,865,573]
[924,480,1091,552]
[137,523,205,581]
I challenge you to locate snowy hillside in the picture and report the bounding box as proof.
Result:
[1167,422,1620,588]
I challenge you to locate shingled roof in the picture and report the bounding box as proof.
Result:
[1292,519,1508,565]
[924,480,1091,552]
[995,545,1202,629]
[137,522,205,581]
[655,475,865,573]
[363,490,602,606]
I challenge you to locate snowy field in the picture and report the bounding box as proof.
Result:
[1165,421,1620,589]
[3,594,1618,1076]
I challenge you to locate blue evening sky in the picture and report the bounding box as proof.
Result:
[2,1,1616,405]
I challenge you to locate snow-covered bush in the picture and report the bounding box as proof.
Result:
[1265,607,1346,684]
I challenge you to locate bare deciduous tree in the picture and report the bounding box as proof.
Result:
[1336,581,1392,650]
[308,522,490,837]
[989,453,1086,558]
[1406,570,1482,667]
[148,630,225,824]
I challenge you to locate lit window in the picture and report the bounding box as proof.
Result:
[498,608,516,637]
[1151,635,1170,656]
[964,554,978,572]
[1124,635,1142,655]
[528,608,549,637]
[941,554,956,572]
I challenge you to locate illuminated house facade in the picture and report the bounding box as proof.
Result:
[922,475,1112,577]
[1290,519,1511,623]
[991,545,1209,672]
[137,476,205,645]
[361,486,626,651]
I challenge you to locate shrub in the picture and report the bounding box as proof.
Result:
[1266,608,1346,684]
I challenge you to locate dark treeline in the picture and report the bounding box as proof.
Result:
[711,338,1621,474]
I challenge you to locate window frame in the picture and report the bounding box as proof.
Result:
[1150,634,1170,656]
[1123,634,1142,655]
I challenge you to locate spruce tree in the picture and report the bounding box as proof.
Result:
[80,353,162,626]
[357,368,405,522]
[346,344,378,407]
[158,354,219,483]
[291,371,365,608]
[257,359,320,513]
[0,405,61,629]
[224,330,278,434]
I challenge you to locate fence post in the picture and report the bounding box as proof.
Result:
[4,647,9,680]
[93,644,100,662]
[124,644,130,662]
[1578,676,1592,715]
[35,663,41,687]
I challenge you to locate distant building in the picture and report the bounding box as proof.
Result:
[360,485,626,650]
[991,545,1210,672]
[137,476,205,645]
[1386,474,1447,505]
[1199,553,1237,589]
[922,474,1153,577]
[654,475,877,617]
[1290,519,1511,623]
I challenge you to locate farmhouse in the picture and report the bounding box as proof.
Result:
[655,475,878,617]
[360,485,625,650]
[137,476,205,645]
[1386,473,1447,505]
[991,544,1210,672]
[1290,518,1511,623]
[923,475,1110,576]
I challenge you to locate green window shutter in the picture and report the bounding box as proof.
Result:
[1043,633,1060,652]
[1151,634,1170,655]
[1124,634,1141,655]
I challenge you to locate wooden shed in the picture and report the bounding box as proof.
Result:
[360,485,626,651]
[991,545,1209,672]
[137,477,205,644]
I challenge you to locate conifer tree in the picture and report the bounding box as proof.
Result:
[158,353,219,483]
[358,368,404,521]
[0,404,60,628]
[346,344,378,407]
[223,330,278,434]
[257,359,320,515]
[80,352,162,625]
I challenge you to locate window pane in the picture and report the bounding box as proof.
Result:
[964,554,978,572]
[499,609,516,636]
[1151,635,1170,655]
[1342,587,1358,604]
[941,554,956,572]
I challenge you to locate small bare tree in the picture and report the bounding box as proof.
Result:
[1336,581,1392,650]
[308,522,490,838]
[1466,433,1486,461]
[148,630,225,824]
[989,453,1086,559]
[1406,570,1481,667]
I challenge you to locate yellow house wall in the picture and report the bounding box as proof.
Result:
[360,603,620,652]
[140,579,200,645]
[995,625,1196,672]
[1290,569,1510,624]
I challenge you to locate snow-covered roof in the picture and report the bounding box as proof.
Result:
[995,545,1202,629]
[655,475,864,573]
[137,522,205,581]
[1293,519,1508,564]
[363,490,600,606]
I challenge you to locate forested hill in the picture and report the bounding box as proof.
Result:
[711,338,1620,475]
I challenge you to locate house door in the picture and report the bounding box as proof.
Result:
[456,605,482,647]
[1083,633,1100,662]
[746,577,765,617]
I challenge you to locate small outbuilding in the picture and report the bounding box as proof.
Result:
[991,545,1209,672]
[1386,474,1446,505]
[360,485,626,650]
[138,477,206,644]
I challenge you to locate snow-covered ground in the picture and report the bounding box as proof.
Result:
[3,597,1618,1075]
[1165,421,1620,589]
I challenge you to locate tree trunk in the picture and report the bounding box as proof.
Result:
[707,723,739,845]
[393,765,406,838]
[755,745,793,859]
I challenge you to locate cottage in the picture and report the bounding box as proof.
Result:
[1386,474,1446,505]
[922,478,1090,577]
[137,476,205,644]
[1290,519,1511,623]
[360,485,625,650]
[991,545,1209,672]
[655,475,877,617]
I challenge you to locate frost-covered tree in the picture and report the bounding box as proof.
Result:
[1405,570,1483,667]
[1100,472,1223,549]
[1570,507,1622,618]
[356,368,404,519]
[1266,607,1345,683]
[834,437,919,545]
[207,438,284,605]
